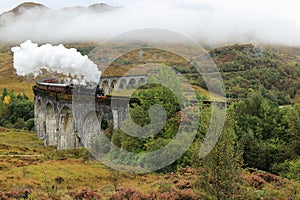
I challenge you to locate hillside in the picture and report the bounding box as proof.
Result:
[0,129,299,199]
[0,44,34,99]
[0,2,116,22]
[82,43,300,104]
[209,44,300,104]
[1,42,300,102]
[0,2,47,17]
[264,45,300,65]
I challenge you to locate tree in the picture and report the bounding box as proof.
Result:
[287,100,300,155]
[234,91,294,171]
[195,109,244,199]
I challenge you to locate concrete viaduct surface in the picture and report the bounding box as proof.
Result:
[33,81,139,150]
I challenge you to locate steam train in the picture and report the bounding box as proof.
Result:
[34,78,105,98]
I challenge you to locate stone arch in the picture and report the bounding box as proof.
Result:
[128,79,137,89]
[58,106,74,149]
[110,80,118,93]
[35,99,45,139]
[119,79,127,90]
[81,112,102,148]
[102,80,109,95]
[45,103,56,146]
[138,78,146,86]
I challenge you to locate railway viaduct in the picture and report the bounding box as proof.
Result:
[33,78,140,150]
[33,75,226,150]
[100,75,147,94]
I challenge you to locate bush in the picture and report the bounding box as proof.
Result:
[0,189,32,200]
[14,118,25,129]
[26,118,35,131]
[2,121,13,128]
[69,188,101,200]
[109,188,150,200]
[272,159,300,181]
[109,187,197,200]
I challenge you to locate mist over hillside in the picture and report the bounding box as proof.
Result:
[0,1,299,46]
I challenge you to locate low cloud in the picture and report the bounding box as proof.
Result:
[0,0,299,46]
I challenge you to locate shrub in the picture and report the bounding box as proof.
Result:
[109,188,151,200]
[272,159,300,181]
[14,118,25,129]
[155,189,196,200]
[26,118,35,131]
[109,188,197,200]
[69,188,102,200]
[0,189,32,200]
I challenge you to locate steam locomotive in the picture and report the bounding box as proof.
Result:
[34,78,105,98]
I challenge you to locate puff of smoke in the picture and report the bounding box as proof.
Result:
[11,40,100,84]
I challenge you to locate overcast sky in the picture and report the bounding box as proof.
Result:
[1,0,299,28]
[1,0,299,18]
[0,0,299,45]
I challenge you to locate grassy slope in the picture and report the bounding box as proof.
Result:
[264,44,300,65]
[0,128,299,199]
[0,44,35,100]
[0,128,198,198]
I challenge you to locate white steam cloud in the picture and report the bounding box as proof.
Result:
[11,40,100,83]
[0,0,300,45]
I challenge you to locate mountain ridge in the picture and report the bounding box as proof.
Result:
[0,2,47,16]
[0,2,116,18]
